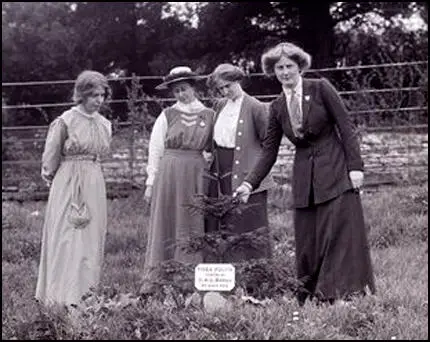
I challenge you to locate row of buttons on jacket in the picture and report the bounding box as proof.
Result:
[232,119,245,179]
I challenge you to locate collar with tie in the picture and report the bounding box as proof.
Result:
[284,85,301,98]
[285,82,304,138]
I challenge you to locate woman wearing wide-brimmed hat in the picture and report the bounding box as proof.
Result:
[205,63,276,263]
[141,66,215,290]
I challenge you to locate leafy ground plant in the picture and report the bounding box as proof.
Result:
[2,183,428,340]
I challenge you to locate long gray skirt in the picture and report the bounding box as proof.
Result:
[36,159,107,306]
[144,149,206,275]
[295,189,376,303]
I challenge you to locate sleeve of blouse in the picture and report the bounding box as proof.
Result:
[107,120,113,142]
[104,119,113,153]
[145,111,168,186]
[99,119,113,161]
[204,109,215,153]
[41,117,68,182]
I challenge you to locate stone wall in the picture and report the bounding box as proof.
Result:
[102,132,428,187]
[2,131,428,200]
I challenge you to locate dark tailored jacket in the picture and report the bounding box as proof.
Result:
[245,77,364,208]
[211,92,276,193]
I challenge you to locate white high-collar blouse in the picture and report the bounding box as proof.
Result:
[145,99,207,186]
[213,94,244,148]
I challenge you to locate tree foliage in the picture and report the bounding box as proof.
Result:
[2,1,427,125]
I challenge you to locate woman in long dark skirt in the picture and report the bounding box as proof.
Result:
[235,42,376,305]
[205,63,276,263]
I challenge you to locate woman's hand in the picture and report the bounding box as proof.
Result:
[202,151,213,164]
[144,185,153,202]
[233,182,253,203]
[349,170,364,190]
[41,173,52,188]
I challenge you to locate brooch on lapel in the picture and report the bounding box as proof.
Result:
[304,95,311,101]
[198,113,207,127]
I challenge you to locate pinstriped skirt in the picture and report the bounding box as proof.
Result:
[35,159,107,306]
[143,149,206,274]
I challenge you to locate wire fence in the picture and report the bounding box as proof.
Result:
[2,60,428,196]
[2,61,427,87]
[1,88,427,111]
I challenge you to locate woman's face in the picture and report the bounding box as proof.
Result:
[273,55,301,89]
[216,79,242,100]
[82,85,105,113]
[170,81,196,104]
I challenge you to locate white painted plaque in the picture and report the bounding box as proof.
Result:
[194,263,235,291]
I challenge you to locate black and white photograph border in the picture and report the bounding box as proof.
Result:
[2,2,428,340]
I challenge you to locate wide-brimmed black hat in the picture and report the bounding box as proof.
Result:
[155,66,201,90]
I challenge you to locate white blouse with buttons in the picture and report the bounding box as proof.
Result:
[213,95,244,148]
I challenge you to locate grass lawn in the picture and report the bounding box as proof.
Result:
[2,182,428,340]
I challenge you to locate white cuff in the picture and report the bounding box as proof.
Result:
[243,181,253,191]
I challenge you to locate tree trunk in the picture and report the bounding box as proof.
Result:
[127,2,139,75]
[422,1,428,24]
[297,2,335,69]
[115,2,140,75]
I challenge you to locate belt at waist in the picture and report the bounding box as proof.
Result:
[216,146,234,152]
[64,154,99,162]
[164,149,202,157]
[214,142,234,151]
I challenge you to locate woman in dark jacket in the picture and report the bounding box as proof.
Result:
[235,42,376,305]
[205,63,276,262]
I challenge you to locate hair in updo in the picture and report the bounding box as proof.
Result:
[72,70,111,104]
[261,42,312,76]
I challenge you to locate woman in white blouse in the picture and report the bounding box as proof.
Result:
[205,63,276,263]
[141,66,215,292]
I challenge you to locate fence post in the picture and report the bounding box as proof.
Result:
[125,74,143,189]
[129,111,135,187]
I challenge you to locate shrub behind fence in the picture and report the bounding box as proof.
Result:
[2,61,428,200]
